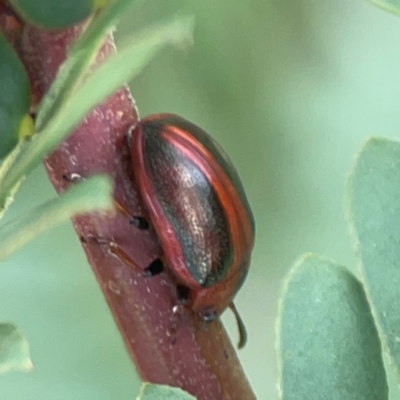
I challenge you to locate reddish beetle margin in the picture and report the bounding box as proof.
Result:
[131,114,255,347]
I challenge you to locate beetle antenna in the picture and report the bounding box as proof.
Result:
[229,302,247,349]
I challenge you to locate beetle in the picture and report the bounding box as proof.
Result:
[130,113,255,348]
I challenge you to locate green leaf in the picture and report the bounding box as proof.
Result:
[277,253,387,400]
[8,0,93,29]
[36,0,143,131]
[0,16,194,210]
[0,31,30,158]
[367,0,400,17]
[0,175,113,261]
[348,137,400,384]
[137,383,196,400]
[0,142,25,220]
[0,323,32,374]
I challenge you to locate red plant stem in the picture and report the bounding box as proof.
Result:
[0,7,255,400]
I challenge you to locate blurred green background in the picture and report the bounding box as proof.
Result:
[2,0,400,399]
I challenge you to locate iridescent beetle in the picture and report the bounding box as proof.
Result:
[130,114,255,348]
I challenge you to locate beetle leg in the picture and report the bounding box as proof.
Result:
[108,242,143,271]
[80,234,141,271]
[80,234,165,278]
[113,200,149,230]
[63,181,149,231]
[113,200,131,218]
[200,306,217,322]
[143,258,164,277]
[176,285,190,303]
[129,216,149,230]
[62,173,83,183]
[229,302,247,349]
